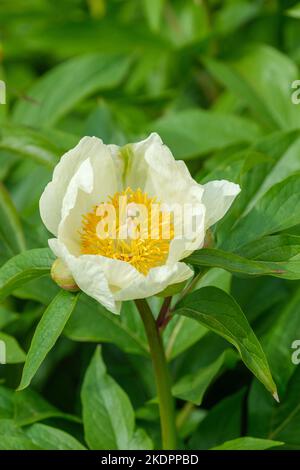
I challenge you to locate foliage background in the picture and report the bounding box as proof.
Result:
[1,0,300,450]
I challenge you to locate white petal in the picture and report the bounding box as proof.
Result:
[202,180,241,229]
[114,262,193,301]
[49,239,119,314]
[168,201,206,262]
[125,133,164,189]
[61,158,94,222]
[131,133,204,202]
[40,136,119,236]
[56,142,119,256]
[49,239,192,310]
[86,255,142,292]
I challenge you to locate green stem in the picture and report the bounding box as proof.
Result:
[157,296,172,329]
[135,299,177,450]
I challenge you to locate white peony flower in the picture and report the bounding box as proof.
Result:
[40,133,240,314]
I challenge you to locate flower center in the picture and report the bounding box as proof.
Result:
[80,188,174,275]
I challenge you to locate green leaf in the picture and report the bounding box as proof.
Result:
[213,130,300,246]
[186,248,292,278]
[19,290,79,390]
[0,151,18,181]
[128,429,153,450]
[0,248,55,302]
[164,268,232,360]
[25,423,86,450]
[85,102,126,145]
[238,234,300,262]
[143,0,165,31]
[82,347,134,450]
[285,3,300,19]
[13,276,59,305]
[262,287,300,394]
[189,389,245,450]
[13,53,131,127]
[4,308,42,339]
[238,235,300,281]
[244,136,300,212]
[0,183,26,254]
[82,347,151,450]
[0,332,26,363]
[212,437,283,450]
[248,368,300,448]
[206,45,300,130]
[64,297,149,357]
[14,388,81,426]
[10,164,51,222]
[175,287,277,398]
[0,306,19,328]
[222,174,300,251]
[187,241,300,281]
[247,285,300,443]
[202,130,298,187]
[173,332,233,387]
[0,419,40,450]
[231,276,288,325]
[173,350,237,405]
[164,316,207,361]
[150,109,261,159]
[0,125,62,168]
[214,1,260,35]
[0,386,14,419]
[179,409,207,440]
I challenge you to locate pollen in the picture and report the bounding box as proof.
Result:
[80,188,174,275]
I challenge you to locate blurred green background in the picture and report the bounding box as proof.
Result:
[1,0,300,451]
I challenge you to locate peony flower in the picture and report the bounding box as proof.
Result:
[40,133,240,314]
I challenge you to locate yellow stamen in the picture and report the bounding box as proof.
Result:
[80,188,174,275]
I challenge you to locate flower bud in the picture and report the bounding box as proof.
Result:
[51,258,79,292]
